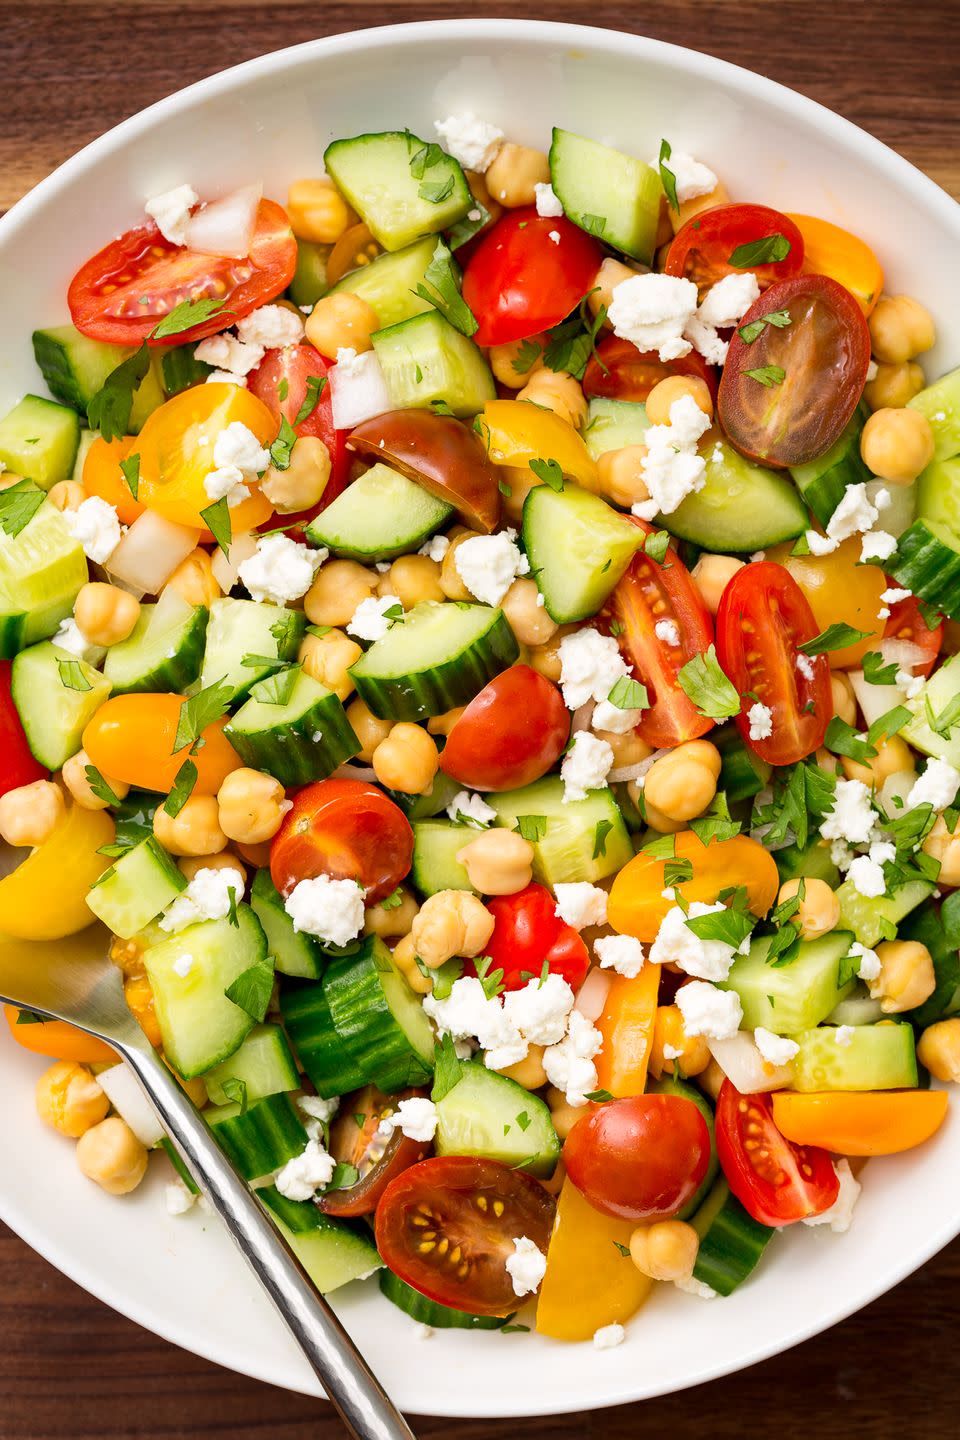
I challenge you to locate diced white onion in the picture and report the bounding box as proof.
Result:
[571,701,595,734]
[707,1031,794,1093]
[105,510,201,596]
[330,762,379,783]
[182,183,262,259]
[607,748,666,784]
[210,529,258,593]
[848,670,903,729]
[878,637,926,673]
[878,767,919,816]
[574,968,612,1021]
[97,1063,166,1147]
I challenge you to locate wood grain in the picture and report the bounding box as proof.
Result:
[1,3,959,1436]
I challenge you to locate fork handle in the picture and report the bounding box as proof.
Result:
[120,1041,416,1440]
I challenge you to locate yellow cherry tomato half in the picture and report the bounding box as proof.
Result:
[537,1179,653,1341]
[83,693,241,794]
[83,436,145,526]
[594,962,661,1098]
[767,535,886,668]
[772,1089,948,1156]
[0,803,114,939]
[787,214,884,317]
[134,384,276,531]
[478,398,598,489]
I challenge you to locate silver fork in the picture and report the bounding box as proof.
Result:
[0,925,416,1440]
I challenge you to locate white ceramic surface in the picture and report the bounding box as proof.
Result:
[1,19,958,1418]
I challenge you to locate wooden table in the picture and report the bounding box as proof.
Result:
[1,3,958,1436]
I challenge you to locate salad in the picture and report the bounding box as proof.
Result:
[1,111,959,1347]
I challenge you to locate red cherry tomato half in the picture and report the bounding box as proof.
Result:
[883,593,943,678]
[462,210,603,347]
[716,1080,839,1227]
[270,778,413,905]
[601,533,715,749]
[0,660,47,797]
[718,274,871,469]
[375,1155,556,1316]
[583,336,718,403]
[716,561,831,766]
[665,203,804,297]
[439,665,569,792]
[481,883,590,994]
[564,1095,711,1222]
[319,1087,430,1217]
[68,200,297,346]
[248,342,349,529]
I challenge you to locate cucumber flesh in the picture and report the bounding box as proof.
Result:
[324,131,471,252]
[790,1022,917,1091]
[323,936,435,1091]
[411,820,477,897]
[0,499,87,656]
[305,461,452,561]
[584,397,650,460]
[280,979,367,1098]
[250,869,326,980]
[385,769,461,821]
[902,651,960,764]
[666,438,808,552]
[889,516,960,620]
[835,877,933,948]
[433,1061,560,1178]
[206,1091,307,1180]
[522,482,640,623]
[160,346,212,396]
[202,1023,300,1106]
[0,394,80,490]
[328,236,437,327]
[199,597,305,702]
[372,310,496,418]
[649,1074,718,1219]
[774,837,840,888]
[720,930,855,1035]
[225,669,360,786]
[488,775,633,886]
[691,1178,775,1295]
[259,1186,382,1291]
[378,1268,505,1328]
[11,640,111,768]
[85,835,185,940]
[32,325,165,430]
[549,128,662,264]
[104,588,208,694]
[789,403,870,528]
[715,725,772,803]
[909,364,960,462]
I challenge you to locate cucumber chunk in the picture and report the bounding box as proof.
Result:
[715,726,772,803]
[160,345,212,396]
[324,131,471,251]
[790,1022,917,1091]
[372,311,496,417]
[0,394,80,490]
[666,438,808,552]
[789,404,870,527]
[434,1061,560,1178]
[104,588,208,694]
[378,1269,505,1329]
[349,600,518,721]
[85,835,186,939]
[411,820,477,897]
[649,1074,718,1219]
[323,936,435,1091]
[774,837,840,888]
[889,516,960,619]
[199,597,306,702]
[12,640,111,768]
[488,775,633,887]
[836,877,933,948]
[549,128,662,264]
[72,429,98,483]
[225,670,359,786]
[902,652,960,763]
[207,1091,307,1180]
[909,365,960,461]
[203,1024,300,1106]
[691,1178,775,1296]
[305,461,452,561]
[522,482,640,623]
[385,769,461,821]
[0,499,87,655]
[33,325,165,430]
[250,869,325,980]
[280,979,367,1098]
[584,398,650,460]
[902,896,960,1027]
[259,1187,382,1291]
[143,906,270,1078]
[327,236,437,327]
[719,930,856,1035]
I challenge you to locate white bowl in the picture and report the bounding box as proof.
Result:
[1,19,958,1418]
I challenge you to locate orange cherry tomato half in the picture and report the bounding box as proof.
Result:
[787,213,884,316]
[583,335,718,403]
[716,1081,839,1227]
[771,1089,948,1157]
[4,1006,116,1065]
[607,830,779,943]
[270,778,413,906]
[439,666,569,792]
[594,963,661,1098]
[82,693,241,794]
[134,384,276,531]
[82,436,146,526]
[665,203,804,297]
[564,1094,711,1222]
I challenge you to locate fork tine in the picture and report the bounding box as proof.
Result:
[0,926,142,1046]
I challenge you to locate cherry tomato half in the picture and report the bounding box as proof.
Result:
[481,883,590,994]
[564,1095,711,1222]
[319,1086,431,1217]
[68,200,297,346]
[439,666,569,792]
[270,778,413,906]
[82,694,241,795]
[601,534,715,749]
[248,342,349,529]
[718,274,871,468]
[583,336,718,403]
[767,536,885,669]
[0,660,46,797]
[82,436,146,527]
[462,210,603,347]
[375,1155,556,1316]
[787,213,884,317]
[4,1006,116,1065]
[716,561,831,766]
[665,203,804,297]
[716,1081,839,1227]
[884,593,943,678]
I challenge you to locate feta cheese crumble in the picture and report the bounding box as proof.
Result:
[595,934,645,979]
[453,530,528,606]
[796,653,815,681]
[236,304,305,350]
[347,594,401,643]
[433,113,504,173]
[419,533,450,563]
[834,1025,856,1047]
[296,1093,339,1141]
[275,1137,337,1201]
[203,465,249,508]
[753,1027,800,1066]
[847,940,882,982]
[329,347,391,429]
[907,758,960,812]
[505,1236,547,1297]
[802,1158,860,1233]
[378,1097,439,1143]
[214,420,270,475]
[561,731,614,802]
[558,628,629,709]
[165,1180,197,1216]
[446,790,496,827]
[63,496,123,564]
[608,272,699,363]
[284,876,365,946]
[534,181,564,217]
[53,617,100,663]
[502,974,576,1047]
[847,854,886,899]
[238,534,323,605]
[194,333,265,376]
[160,866,245,933]
[804,482,892,558]
[593,1323,626,1350]
[675,980,742,1040]
[685,271,760,365]
[172,953,194,979]
[542,1009,604,1106]
[649,902,737,981]
[748,701,773,741]
[651,148,717,203]
[424,977,527,1071]
[553,882,608,930]
[144,183,198,245]
[592,697,643,734]
[655,619,680,647]
[820,778,877,847]
[633,393,712,522]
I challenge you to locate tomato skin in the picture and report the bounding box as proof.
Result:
[583,336,718,403]
[349,410,503,534]
[248,343,349,527]
[884,594,943,677]
[4,1006,116,1065]
[564,1095,711,1222]
[462,211,603,347]
[270,778,413,906]
[787,213,884,317]
[665,203,804,296]
[718,274,871,469]
[716,1081,839,1227]
[0,660,46,796]
[82,694,241,795]
[482,883,590,994]
[771,1089,948,1157]
[320,1087,430,1216]
[68,200,296,346]
[439,666,569,792]
[375,1155,556,1316]
[602,535,715,749]
[767,536,886,669]
[82,436,145,527]
[717,562,830,765]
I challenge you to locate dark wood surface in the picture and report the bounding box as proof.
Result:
[1,3,958,1436]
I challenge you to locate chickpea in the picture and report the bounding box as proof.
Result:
[586,257,640,320]
[597,729,653,770]
[286,177,353,244]
[439,528,482,601]
[670,180,731,234]
[73,582,140,647]
[411,890,494,967]
[178,852,247,885]
[868,294,936,364]
[546,1086,584,1140]
[645,375,714,427]
[217,768,289,845]
[261,436,332,514]
[595,444,651,509]
[485,143,550,208]
[456,829,534,896]
[110,933,147,979]
[47,479,86,512]
[864,361,925,412]
[776,876,840,940]
[365,885,419,939]
[526,623,577,683]
[629,784,687,834]
[860,406,934,485]
[124,971,161,1047]
[517,370,588,430]
[831,672,857,726]
[153,794,227,858]
[372,723,439,794]
[629,1220,698,1282]
[501,465,544,525]
[869,939,936,1013]
[917,1019,960,1083]
[383,554,444,608]
[305,558,378,627]
[35,1060,109,1138]
[165,547,221,609]
[648,1004,711,1079]
[346,695,393,762]
[643,740,721,822]
[76,1116,148,1196]
[298,628,362,701]
[392,932,433,995]
[923,815,960,887]
[501,577,557,647]
[489,334,546,388]
[841,734,913,787]
[691,554,744,615]
[305,292,379,359]
[0,779,64,847]
[499,1044,547,1090]
[697,1058,726,1102]
[427,706,466,738]
[61,749,130,811]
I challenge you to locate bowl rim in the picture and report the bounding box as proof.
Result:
[1,17,959,1415]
